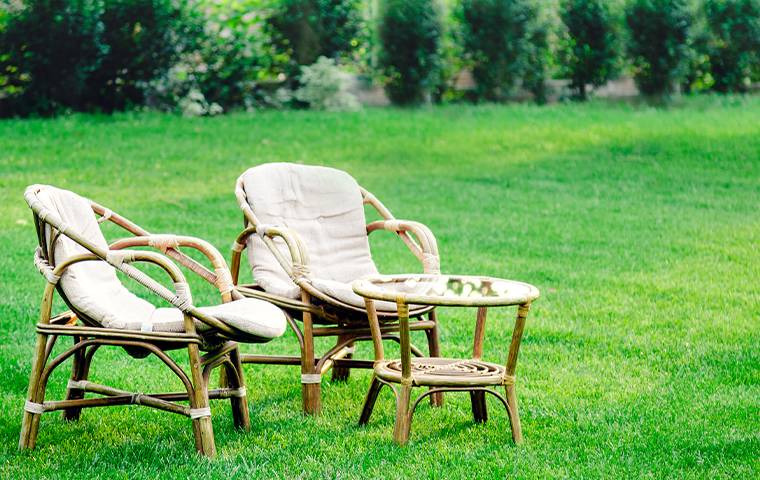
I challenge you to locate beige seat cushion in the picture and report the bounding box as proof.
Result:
[37,186,286,339]
[135,298,287,338]
[310,277,399,311]
[241,163,380,300]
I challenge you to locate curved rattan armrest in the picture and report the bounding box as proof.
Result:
[366,219,440,273]
[233,176,315,290]
[231,224,311,286]
[109,234,235,301]
[47,251,237,337]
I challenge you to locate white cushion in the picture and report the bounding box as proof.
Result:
[310,278,399,312]
[37,186,286,339]
[241,163,380,300]
[134,298,287,338]
[38,187,156,330]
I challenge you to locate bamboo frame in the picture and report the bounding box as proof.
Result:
[231,172,443,415]
[354,274,539,445]
[18,185,272,457]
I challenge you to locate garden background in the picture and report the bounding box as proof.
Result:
[1,0,759,115]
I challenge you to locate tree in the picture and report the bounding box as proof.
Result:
[704,0,760,92]
[559,0,618,100]
[625,0,693,97]
[378,0,443,105]
[459,0,548,102]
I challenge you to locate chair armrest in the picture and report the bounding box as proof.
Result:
[45,249,237,337]
[103,250,238,336]
[231,224,311,285]
[367,219,440,273]
[109,234,235,301]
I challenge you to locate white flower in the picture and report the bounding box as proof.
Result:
[208,103,224,116]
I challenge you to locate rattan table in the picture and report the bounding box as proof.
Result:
[352,274,540,445]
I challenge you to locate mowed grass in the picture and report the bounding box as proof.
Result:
[0,97,758,479]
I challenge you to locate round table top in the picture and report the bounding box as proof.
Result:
[352,274,539,307]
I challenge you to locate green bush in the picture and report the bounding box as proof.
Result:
[521,11,551,104]
[84,0,199,111]
[294,56,359,110]
[704,0,760,92]
[625,0,693,97]
[0,0,197,116]
[458,0,549,102]
[378,0,443,105]
[268,0,362,67]
[191,1,286,110]
[680,10,714,93]
[0,0,106,116]
[559,0,618,100]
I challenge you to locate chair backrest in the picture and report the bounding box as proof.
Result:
[239,163,379,298]
[26,185,157,328]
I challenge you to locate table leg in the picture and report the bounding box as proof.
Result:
[505,384,522,443]
[504,303,531,444]
[393,383,413,445]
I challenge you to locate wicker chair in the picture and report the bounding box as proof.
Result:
[230,163,442,415]
[19,185,287,457]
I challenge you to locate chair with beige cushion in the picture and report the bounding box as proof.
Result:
[19,185,287,457]
[230,163,442,414]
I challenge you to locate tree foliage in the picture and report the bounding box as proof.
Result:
[559,0,618,100]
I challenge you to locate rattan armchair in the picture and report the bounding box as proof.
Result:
[19,185,287,457]
[229,163,443,415]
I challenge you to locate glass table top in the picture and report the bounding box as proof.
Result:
[352,274,539,307]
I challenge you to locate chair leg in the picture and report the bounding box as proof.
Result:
[19,333,49,450]
[62,336,90,422]
[302,378,322,416]
[227,347,250,431]
[393,384,413,445]
[330,335,353,382]
[188,344,216,457]
[425,314,444,407]
[505,385,522,444]
[358,375,383,425]
[470,390,488,424]
[301,309,321,415]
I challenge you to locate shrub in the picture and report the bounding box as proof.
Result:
[144,0,288,112]
[178,88,223,116]
[317,0,363,60]
[0,0,197,116]
[458,0,549,102]
[83,0,200,112]
[559,0,618,100]
[378,0,443,105]
[522,11,551,104]
[625,0,693,97]
[0,0,106,116]
[704,0,760,92]
[194,1,285,109]
[680,10,714,93]
[433,6,467,103]
[294,56,359,110]
[268,0,362,67]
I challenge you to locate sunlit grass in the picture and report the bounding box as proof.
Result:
[0,97,758,478]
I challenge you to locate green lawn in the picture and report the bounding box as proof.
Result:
[0,98,758,479]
